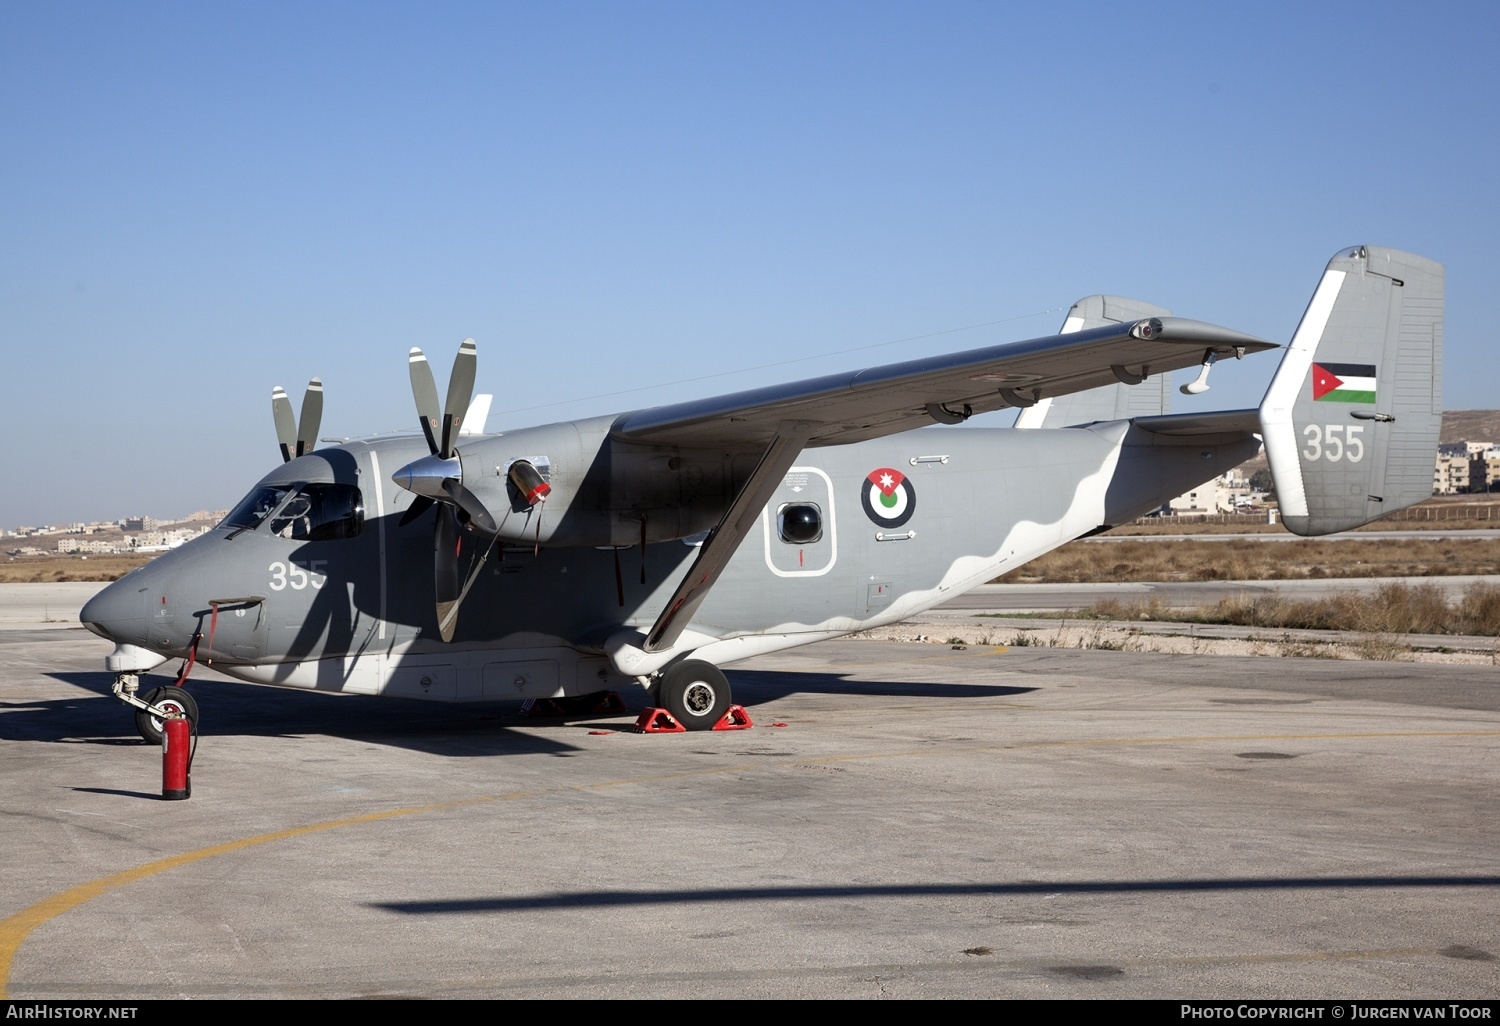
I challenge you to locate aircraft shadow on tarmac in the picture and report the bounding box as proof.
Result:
[11,670,1036,757]
[21,672,581,758]
[371,875,1500,916]
[728,669,1037,703]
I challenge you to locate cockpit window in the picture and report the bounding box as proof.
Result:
[221,486,294,532]
[271,483,364,540]
[221,483,364,541]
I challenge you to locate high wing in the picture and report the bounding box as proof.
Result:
[608,315,1276,656]
[613,317,1274,449]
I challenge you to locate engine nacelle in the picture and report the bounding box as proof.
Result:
[453,416,754,548]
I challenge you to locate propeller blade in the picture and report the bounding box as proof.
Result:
[441,479,497,536]
[398,495,435,527]
[271,386,297,463]
[296,377,323,458]
[399,339,491,643]
[434,507,462,642]
[434,501,500,643]
[440,338,477,458]
[408,348,441,455]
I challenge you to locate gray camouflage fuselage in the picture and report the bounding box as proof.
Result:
[84,419,1254,701]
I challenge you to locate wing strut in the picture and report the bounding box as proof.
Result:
[643,422,815,653]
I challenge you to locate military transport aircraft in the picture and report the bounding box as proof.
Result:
[80,246,1443,739]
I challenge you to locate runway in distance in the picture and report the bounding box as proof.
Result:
[80,246,1443,737]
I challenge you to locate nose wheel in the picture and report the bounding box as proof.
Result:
[133,685,199,745]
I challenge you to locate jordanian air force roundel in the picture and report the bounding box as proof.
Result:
[861,467,916,528]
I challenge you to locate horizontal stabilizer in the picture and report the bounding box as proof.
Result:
[1132,408,1261,438]
[1016,296,1174,429]
[460,394,493,436]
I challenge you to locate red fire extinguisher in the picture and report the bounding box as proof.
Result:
[162,713,192,800]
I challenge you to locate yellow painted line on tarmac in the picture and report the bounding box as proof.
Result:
[0,792,492,996]
[0,757,770,997]
[0,791,538,998]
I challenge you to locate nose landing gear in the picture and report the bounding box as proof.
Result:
[111,671,201,745]
[134,685,200,746]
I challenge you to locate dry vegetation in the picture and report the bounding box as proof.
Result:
[0,555,149,583]
[996,536,1500,584]
[1106,507,1500,536]
[1084,581,1500,637]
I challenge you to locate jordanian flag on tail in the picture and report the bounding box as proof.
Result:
[1311,362,1377,404]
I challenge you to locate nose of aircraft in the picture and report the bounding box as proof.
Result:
[80,575,144,643]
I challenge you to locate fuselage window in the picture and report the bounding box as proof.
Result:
[777,503,823,544]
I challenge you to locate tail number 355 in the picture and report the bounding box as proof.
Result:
[1302,424,1364,463]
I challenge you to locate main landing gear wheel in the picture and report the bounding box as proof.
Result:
[134,685,199,745]
[657,660,731,731]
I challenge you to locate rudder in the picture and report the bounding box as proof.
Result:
[1259,246,1444,536]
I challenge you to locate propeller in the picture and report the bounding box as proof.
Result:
[270,378,323,462]
[393,340,500,641]
[396,342,497,532]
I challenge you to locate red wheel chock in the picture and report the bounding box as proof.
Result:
[631,704,754,734]
[633,708,685,733]
[522,691,628,719]
[713,705,754,730]
[587,691,628,715]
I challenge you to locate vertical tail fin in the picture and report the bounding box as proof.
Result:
[1259,246,1444,536]
[1015,296,1174,428]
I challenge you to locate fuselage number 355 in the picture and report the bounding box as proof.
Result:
[268,560,327,591]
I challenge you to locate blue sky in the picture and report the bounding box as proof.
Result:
[3,1,1496,527]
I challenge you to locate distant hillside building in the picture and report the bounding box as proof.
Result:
[1434,440,1498,494]
[1439,441,1492,458]
[56,538,123,554]
[1471,450,1500,493]
[1166,470,1254,515]
[1435,454,1472,494]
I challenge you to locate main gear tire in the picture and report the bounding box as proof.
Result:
[657,660,731,731]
